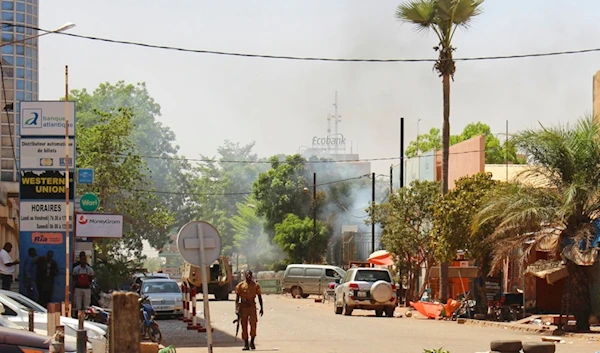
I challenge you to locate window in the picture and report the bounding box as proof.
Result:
[25,57,30,68]
[0,304,16,316]
[354,270,391,282]
[1,171,13,181]
[16,2,24,12]
[16,79,23,89]
[15,13,24,23]
[1,12,12,22]
[1,147,12,158]
[1,45,12,54]
[1,160,13,169]
[16,91,23,101]
[1,125,11,135]
[25,14,31,25]
[1,55,13,65]
[25,69,31,79]
[288,267,303,276]
[1,2,13,10]
[15,45,23,55]
[25,80,31,91]
[16,68,23,78]
[1,32,11,42]
[26,5,32,14]
[15,33,23,41]
[305,268,322,277]
[25,92,31,100]
[15,26,23,33]
[15,56,23,67]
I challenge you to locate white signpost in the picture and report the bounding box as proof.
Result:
[19,200,73,231]
[20,138,75,169]
[176,221,222,353]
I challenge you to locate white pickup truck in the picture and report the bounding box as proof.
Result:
[333,267,396,317]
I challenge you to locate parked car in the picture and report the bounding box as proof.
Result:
[138,278,183,318]
[334,267,396,317]
[282,264,345,298]
[0,326,77,353]
[131,273,171,292]
[0,293,106,352]
[0,290,108,334]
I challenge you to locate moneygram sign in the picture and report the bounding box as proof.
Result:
[75,213,123,238]
[20,101,76,136]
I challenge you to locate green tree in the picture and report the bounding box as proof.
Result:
[397,0,485,302]
[76,108,173,288]
[472,116,600,331]
[433,172,500,308]
[273,214,329,263]
[371,180,441,302]
[69,81,192,228]
[405,127,442,157]
[188,141,268,256]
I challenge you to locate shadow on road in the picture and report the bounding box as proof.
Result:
[158,315,244,348]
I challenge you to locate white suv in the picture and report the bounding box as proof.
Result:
[333,267,396,317]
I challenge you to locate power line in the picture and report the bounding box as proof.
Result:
[97,147,490,165]
[5,23,600,63]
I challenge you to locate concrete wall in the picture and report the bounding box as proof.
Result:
[436,135,485,190]
[594,71,600,124]
[485,164,552,187]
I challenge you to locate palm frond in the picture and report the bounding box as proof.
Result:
[452,0,484,26]
[396,0,437,34]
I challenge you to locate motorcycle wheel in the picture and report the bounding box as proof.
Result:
[148,323,162,344]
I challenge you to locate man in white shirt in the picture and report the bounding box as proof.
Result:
[0,242,19,290]
[72,251,94,313]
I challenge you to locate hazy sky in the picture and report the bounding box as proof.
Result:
[38,0,600,176]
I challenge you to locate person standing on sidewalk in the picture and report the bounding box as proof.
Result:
[0,242,19,290]
[235,270,264,350]
[72,252,94,314]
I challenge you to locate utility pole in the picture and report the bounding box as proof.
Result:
[389,165,393,194]
[313,172,317,239]
[400,117,405,188]
[371,172,375,254]
[332,91,341,155]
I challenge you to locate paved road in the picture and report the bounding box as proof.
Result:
[158,293,599,353]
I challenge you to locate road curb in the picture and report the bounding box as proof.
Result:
[461,319,599,341]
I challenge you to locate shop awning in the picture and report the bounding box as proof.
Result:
[368,250,394,267]
[525,259,568,284]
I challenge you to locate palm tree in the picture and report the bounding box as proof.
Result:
[396,0,484,303]
[473,116,600,332]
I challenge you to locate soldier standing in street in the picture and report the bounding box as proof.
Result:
[235,270,264,350]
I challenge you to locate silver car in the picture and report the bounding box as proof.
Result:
[139,278,184,318]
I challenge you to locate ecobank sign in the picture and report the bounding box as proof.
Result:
[311,134,346,149]
[20,101,76,136]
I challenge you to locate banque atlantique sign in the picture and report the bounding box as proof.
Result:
[311,134,346,150]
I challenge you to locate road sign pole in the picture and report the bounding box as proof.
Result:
[197,222,213,353]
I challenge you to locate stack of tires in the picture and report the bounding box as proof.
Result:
[490,340,556,353]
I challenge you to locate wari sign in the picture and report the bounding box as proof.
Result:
[19,170,74,200]
[75,213,123,238]
[19,101,76,136]
[19,201,73,232]
[19,137,75,170]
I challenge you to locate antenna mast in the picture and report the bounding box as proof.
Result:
[332,91,341,154]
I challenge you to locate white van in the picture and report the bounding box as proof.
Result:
[282,264,346,298]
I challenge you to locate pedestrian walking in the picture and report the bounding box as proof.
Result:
[23,247,38,301]
[36,250,58,308]
[72,251,94,313]
[0,242,19,290]
[235,270,264,351]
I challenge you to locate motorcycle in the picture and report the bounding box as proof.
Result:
[139,295,162,344]
[84,305,110,325]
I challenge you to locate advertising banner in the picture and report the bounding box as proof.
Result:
[19,170,74,200]
[75,213,123,238]
[18,231,72,303]
[19,200,74,232]
[19,101,76,136]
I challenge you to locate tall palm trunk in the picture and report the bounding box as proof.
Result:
[439,72,451,303]
[566,260,592,332]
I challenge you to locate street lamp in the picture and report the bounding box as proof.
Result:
[0,22,76,47]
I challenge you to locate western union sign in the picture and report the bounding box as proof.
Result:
[20,170,74,200]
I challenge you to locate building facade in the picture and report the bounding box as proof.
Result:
[0,0,39,284]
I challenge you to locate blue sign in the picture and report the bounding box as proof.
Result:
[18,231,73,304]
[77,168,94,184]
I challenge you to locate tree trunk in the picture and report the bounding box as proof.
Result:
[418,261,434,299]
[566,260,592,332]
[439,73,451,304]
